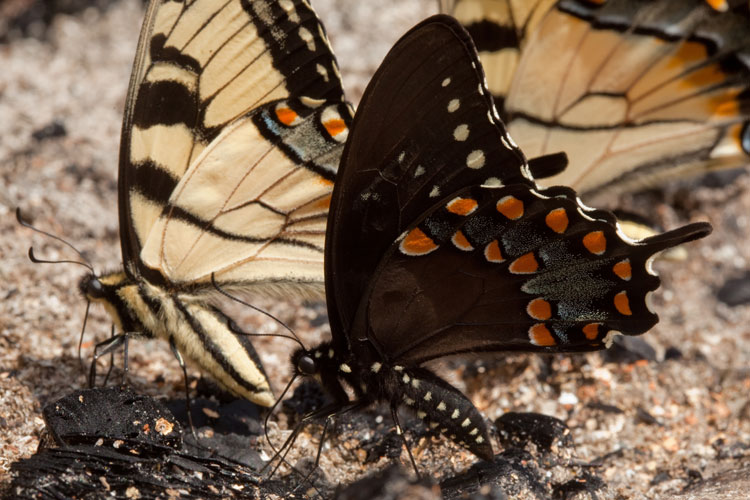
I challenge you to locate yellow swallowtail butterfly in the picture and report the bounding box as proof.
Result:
[440,0,750,199]
[25,0,353,407]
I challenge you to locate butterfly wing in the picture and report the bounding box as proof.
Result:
[119,0,349,296]
[325,15,536,347]
[328,13,711,365]
[362,183,710,364]
[443,0,750,197]
[439,0,553,115]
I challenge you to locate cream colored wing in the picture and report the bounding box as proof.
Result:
[443,0,750,199]
[139,98,352,298]
[119,0,348,296]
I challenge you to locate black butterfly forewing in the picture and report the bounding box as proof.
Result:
[326,14,535,348]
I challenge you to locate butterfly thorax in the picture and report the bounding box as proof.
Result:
[293,341,494,460]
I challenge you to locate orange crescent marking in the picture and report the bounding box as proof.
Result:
[527,298,551,320]
[545,208,568,234]
[509,252,538,274]
[323,118,347,137]
[276,107,298,126]
[529,324,555,346]
[452,231,473,251]
[496,196,524,220]
[582,323,600,340]
[485,240,504,263]
[583,231,606,255]
[705,0,728,12]
[613,260,632,281]
[401,227,438,255]
[446,197,478,216]
[614,291,632,315]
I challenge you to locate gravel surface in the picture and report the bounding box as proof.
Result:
[1,1,749,498]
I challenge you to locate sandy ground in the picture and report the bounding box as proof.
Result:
[1,1,749,498]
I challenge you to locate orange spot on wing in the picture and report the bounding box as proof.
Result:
[683,64,725,90]
[323,118,347,137]
[276,107,298,126]
[545,208,568,234]
[613,260,632,281]
[446,197,478,216]
[509,252,538,274]
[669,42,707,70]
[452,231,474,251]
[715,100,739,118]
[400,227,438,256]
[705,0,728,12]
[614,291,632,315]
[313,195,331,210]
[582,323,600,340]
[527,298,551,320]
[529,324,555,346]
[583,231,606,255]
[485,240,504,263]
[496,196,524,220]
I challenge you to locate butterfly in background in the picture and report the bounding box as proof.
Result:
[439,0,750,200]
[279,15,711,468]
[23,0,352,407]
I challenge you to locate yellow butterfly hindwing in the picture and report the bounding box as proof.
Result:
[442,0,750,198]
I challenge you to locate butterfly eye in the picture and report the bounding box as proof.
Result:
[297,355,317,375]
[86,277,104,300]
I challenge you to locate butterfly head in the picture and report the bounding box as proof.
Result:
[78,271,125,302]
[291,347,319,377]
[79,273,105,301]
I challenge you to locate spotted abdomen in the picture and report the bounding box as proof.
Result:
[393,365,493,460]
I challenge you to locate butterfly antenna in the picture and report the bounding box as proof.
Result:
[16,208,94,272]
[209,273,307,350]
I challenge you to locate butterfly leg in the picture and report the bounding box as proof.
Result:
[101,324,117,386]
[267,401,345,477]
[292,401,368,495]
[89,333,128,388]
[168,337,199,443]
[313,401,368,469]
[390,405,420,478]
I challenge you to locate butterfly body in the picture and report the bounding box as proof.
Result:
[292,341,494,460]
[80,271,274,405]
[283,14,711,467]
[48,0,354,408]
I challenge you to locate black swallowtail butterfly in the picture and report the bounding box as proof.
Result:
[283,15,712,465]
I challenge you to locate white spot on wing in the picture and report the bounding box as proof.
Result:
[453,124,469,142]
[442,77,451,87]
[447,99,460,113]
[429,186,441,198]
[466,150,485,169]
[298,26,315,51]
